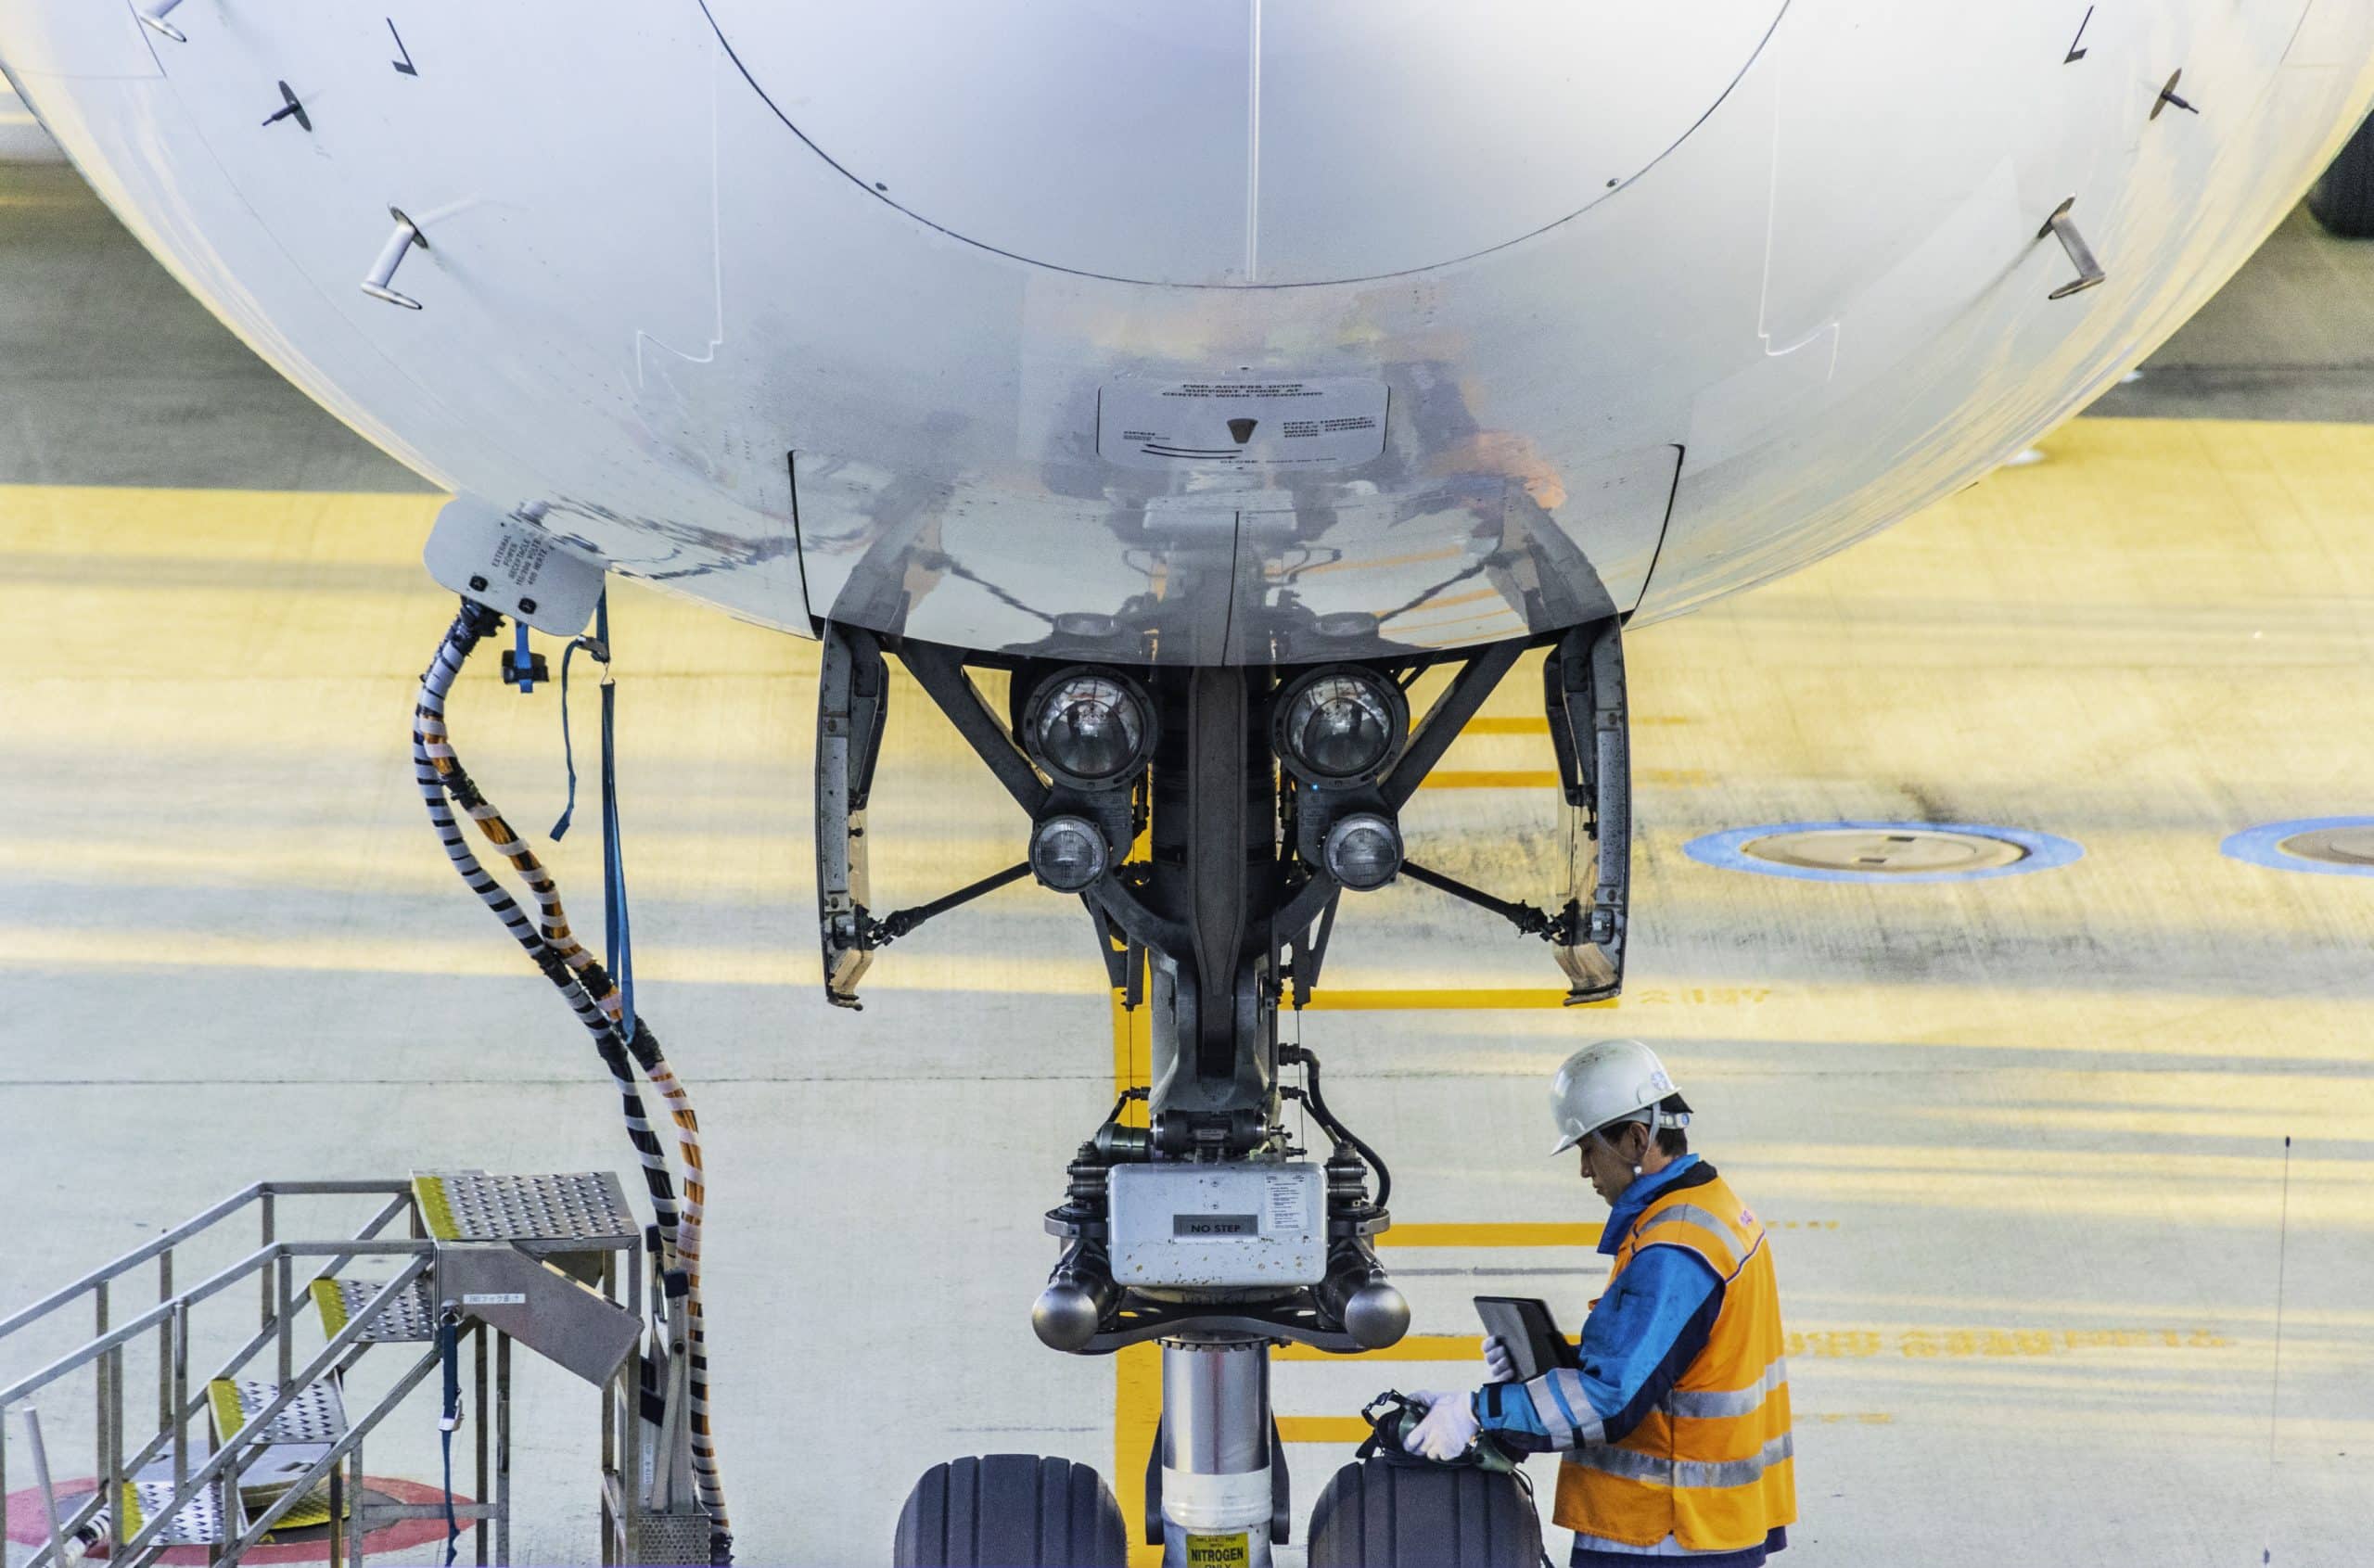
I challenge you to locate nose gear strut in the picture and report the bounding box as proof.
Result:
[834,615,1630,1567]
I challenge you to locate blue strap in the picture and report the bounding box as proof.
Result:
[549,593,610,842]
[512,620,534,694]
[548,589,632,1035]
[599,596,634,1038]
[437,1316,462,1565]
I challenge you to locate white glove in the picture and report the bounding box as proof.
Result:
[1406,1390,1481,1462]
[1482,1333,1518,1383]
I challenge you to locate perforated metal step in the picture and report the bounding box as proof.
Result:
[118,1459,243,1546]
[210,1375,349,1445]
[414,1169,636,1245]
[311,1274,436,1342]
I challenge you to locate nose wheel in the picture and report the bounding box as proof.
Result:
[890,1447,1546,1568]
[1306,1457,1546,1566]
[893,1456,1129,1568]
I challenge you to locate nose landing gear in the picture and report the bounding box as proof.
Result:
[839,623,1627,1567]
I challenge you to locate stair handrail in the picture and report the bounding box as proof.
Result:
[0,1181,427,1568]
[0,1179,412,1341]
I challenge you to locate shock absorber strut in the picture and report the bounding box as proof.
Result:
[1159,1337,1276,1567]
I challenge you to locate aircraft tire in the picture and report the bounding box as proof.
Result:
[2308,114,2374,237]
[892,1455,1128,1567]
[1305,1456,1544,1567]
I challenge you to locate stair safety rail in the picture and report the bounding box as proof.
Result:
[0,1180,450,1568]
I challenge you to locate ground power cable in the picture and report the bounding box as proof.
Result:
[413,602,683,1246]
[413,599,734,1562]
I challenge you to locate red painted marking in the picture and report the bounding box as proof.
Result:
[7,1477,461,1562]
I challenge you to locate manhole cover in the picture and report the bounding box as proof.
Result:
[2276,824,2374,867]
[1741,828,2028,875]
[2222,816,2374,877]
[1685,821,2081,883]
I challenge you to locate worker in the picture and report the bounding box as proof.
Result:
[1404,1039,1795,1567]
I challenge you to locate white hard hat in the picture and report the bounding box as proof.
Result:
[1548,1039,1691,1156]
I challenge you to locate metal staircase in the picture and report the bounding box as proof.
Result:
[0,1173,711,1567]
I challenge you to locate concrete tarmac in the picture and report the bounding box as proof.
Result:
[2,161,2371,1566]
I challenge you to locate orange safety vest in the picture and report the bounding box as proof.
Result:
[1550,1169,1795,1551]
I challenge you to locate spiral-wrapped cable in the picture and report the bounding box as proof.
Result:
[413,599,731,1560]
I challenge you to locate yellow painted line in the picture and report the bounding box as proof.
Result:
[1375,1222,1603,1249]
[1452,716,1693,733]
[1276,1334,1486,1363]
[1419,768,1709,789]
[1276,1412,1895,1446]
[1274,1322,2246,1367]
[1305,988,1605,1011]
[1420,769,1560,789]
[1783,1325,2240,1358]
[1110,961,1161,1568]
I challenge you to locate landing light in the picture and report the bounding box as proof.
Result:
[1274,667,1406,786]
[1031,814,1111,892]
[1022,668,1155,791]
[1323,813,1403,891]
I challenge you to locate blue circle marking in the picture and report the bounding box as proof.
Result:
[1683,821,2085,885]
[2220,817,2374,878]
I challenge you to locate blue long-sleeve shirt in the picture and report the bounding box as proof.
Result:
[1472,1155,1724,1452]
[1471,1156,1785,1567]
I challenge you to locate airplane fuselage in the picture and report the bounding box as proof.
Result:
[4,1,2369,667]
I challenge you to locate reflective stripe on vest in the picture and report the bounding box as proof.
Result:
[1553,1170,1796,1553]
[1667,1358,1789,1421]
[1564,1431,1794,1490]
[1629,1204,1745,1279]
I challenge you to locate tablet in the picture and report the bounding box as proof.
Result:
[1474,1295,1577,1381]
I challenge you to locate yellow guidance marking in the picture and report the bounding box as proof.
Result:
[1373,1220,1828,1246]
[1419,768,1708,789]
[1276,1334,1489,1363]
[1306,988,1607,1011]
[1109,971,1162,1568]
[1420,769,1562,789]
[1299,985,1780,1012]
[1278,1413,1895,1444]
[1375,1222,1604,1248]
[1796,1325,2237,1359]
[1454,716,1693,733]
[1271,1323,2239,1366]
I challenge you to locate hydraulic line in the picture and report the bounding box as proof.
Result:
[413,600,734,1560]
[1282,1044,1391,1212]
